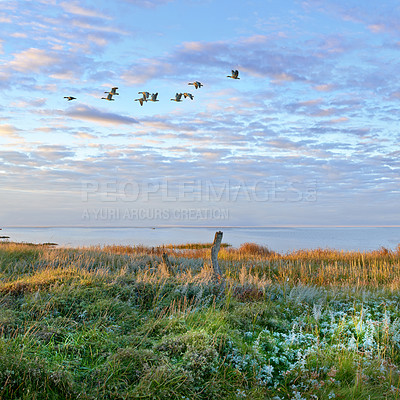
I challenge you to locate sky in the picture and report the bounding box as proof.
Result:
[0,0,399,228]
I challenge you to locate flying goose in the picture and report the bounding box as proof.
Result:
[64,96,76,101]
[227,69,240,79]
[183,92,194,100]
[101,93,114,101]
[135,98,145,106]
[138,92,150,100]
[188,81,203,89]
[149,93,159,102]
[170,93,183,102]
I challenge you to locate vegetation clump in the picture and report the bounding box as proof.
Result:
[1,241,400,399]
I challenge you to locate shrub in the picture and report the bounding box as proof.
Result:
[238,243,274,256]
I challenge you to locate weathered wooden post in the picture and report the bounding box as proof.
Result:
[162,252,173,275]
[211,231,223,281]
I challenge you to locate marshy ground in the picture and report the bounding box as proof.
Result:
[1,241,400,399]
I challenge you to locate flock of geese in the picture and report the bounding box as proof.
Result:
[64,70,240,105]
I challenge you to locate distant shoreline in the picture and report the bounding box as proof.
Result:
[2,226,399,253]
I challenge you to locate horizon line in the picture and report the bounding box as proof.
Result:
[2,225,400,229]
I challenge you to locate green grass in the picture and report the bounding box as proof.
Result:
[1,241,400,399]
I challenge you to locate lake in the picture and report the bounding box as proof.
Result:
[1,226,399,253]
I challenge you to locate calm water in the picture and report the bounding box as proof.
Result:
[1,226,400,253]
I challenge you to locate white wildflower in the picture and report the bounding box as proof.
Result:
[312,303,323,322]
[236,389,247,398]
[292,391,306,400]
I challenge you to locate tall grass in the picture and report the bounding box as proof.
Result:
[1,241,400,399]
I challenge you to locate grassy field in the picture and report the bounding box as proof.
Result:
[1,241,400,399]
